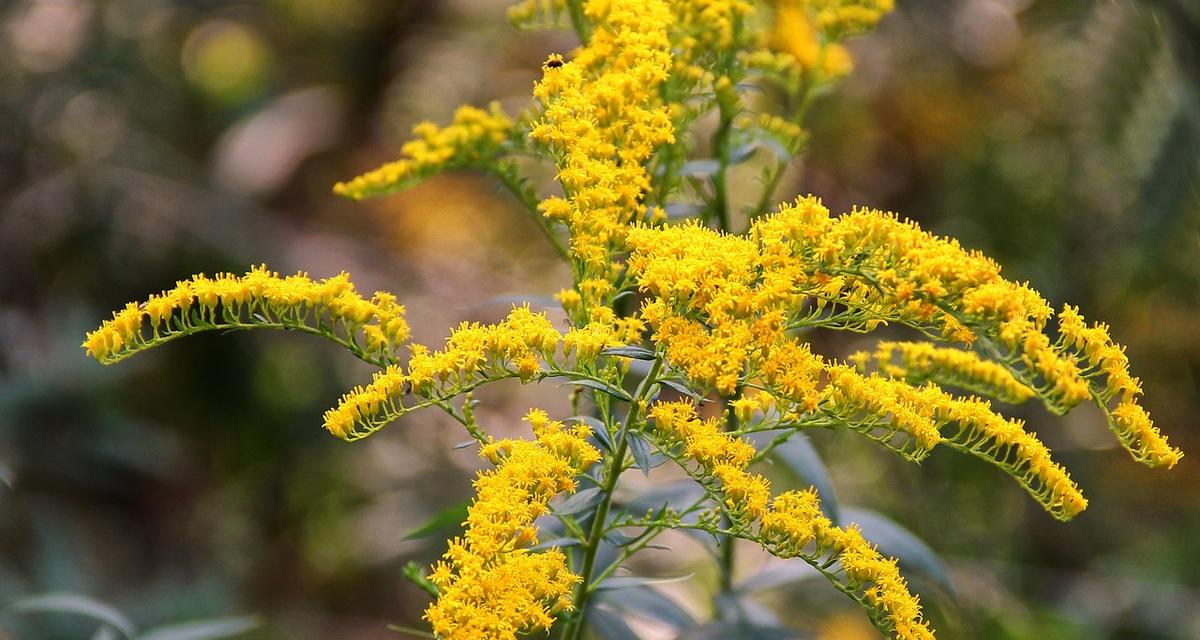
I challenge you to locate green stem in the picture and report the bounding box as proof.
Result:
[717,382,744,605]
[564,357,663,640]
[566,0,590,43]
[588,491,711,587]
[712,102,734,233]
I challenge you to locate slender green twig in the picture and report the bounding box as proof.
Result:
[712,102,735,233]
[564,357,663,640]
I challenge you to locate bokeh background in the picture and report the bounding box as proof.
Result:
[1,0,1198,638]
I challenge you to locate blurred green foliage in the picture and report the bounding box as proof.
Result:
[1,0,1196,638]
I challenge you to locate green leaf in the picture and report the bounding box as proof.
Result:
[7,593,137,638]
[587,605,641,640]
[92,627,121,640]
[403,501,469,540]
[713,593,786,629]
[528,537,582,551]
[597,585,695,630]
[664,202,705,219]
[680,159,720,177]
[137,616,259,640]
[569,415,612,452]
[618,479,706,518]
[657,378,704,400]
[595,574,693,591]
[627,432,654,477]
[556,378,633,402]
[553,487,605,515]
[729,142,760,165]
[749,431,840,524]
[841,507,954,597]
[600,346,656,360]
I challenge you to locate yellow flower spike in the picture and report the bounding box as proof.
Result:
[1111,401,1183,468]
[333,102,513,201]
[863,340,1036,404]
[645,396,934,639]
[757,488,933,639]
[821,364,942,458]
[83,0,1183,637]
[320,306,563,440]
[82,265,409,367]
[425,410,598,640]
[669,0,755,58]
[531,0,675,289]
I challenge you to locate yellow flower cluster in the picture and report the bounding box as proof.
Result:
[322,306,561,440]
[823,364,943,457]
[1057,306,1182,467]
[806,0,894,35]
[765,2,854,78]
[667,0,755,82]
[761,491,932,640]
[407,305,561,389]
[929,391,1088,519]
[628,220,789,395]
[650,401,769,518]
[752,198,1097,411]
[333,103,513,200]
[530,0,675,304]
[322,365,407,439]
[82,265,409,366]
[624,202,1116,519]
[649,401,932,638]
[562,306,647,362]
[670,0,754,52]
[507,0,567,28]
[425,410,601,639]
[852,341,1035,405]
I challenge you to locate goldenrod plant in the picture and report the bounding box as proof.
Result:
[83,1,1182,638]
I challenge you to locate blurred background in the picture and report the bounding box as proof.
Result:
[0,0,1197,638]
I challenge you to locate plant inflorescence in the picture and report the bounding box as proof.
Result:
[84,1,1181,638]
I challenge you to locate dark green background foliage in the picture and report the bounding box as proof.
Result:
[1,0,1197,638]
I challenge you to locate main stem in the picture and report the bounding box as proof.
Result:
[564,357,663,640]
[717,381,744,604]
[711,100,734,232]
